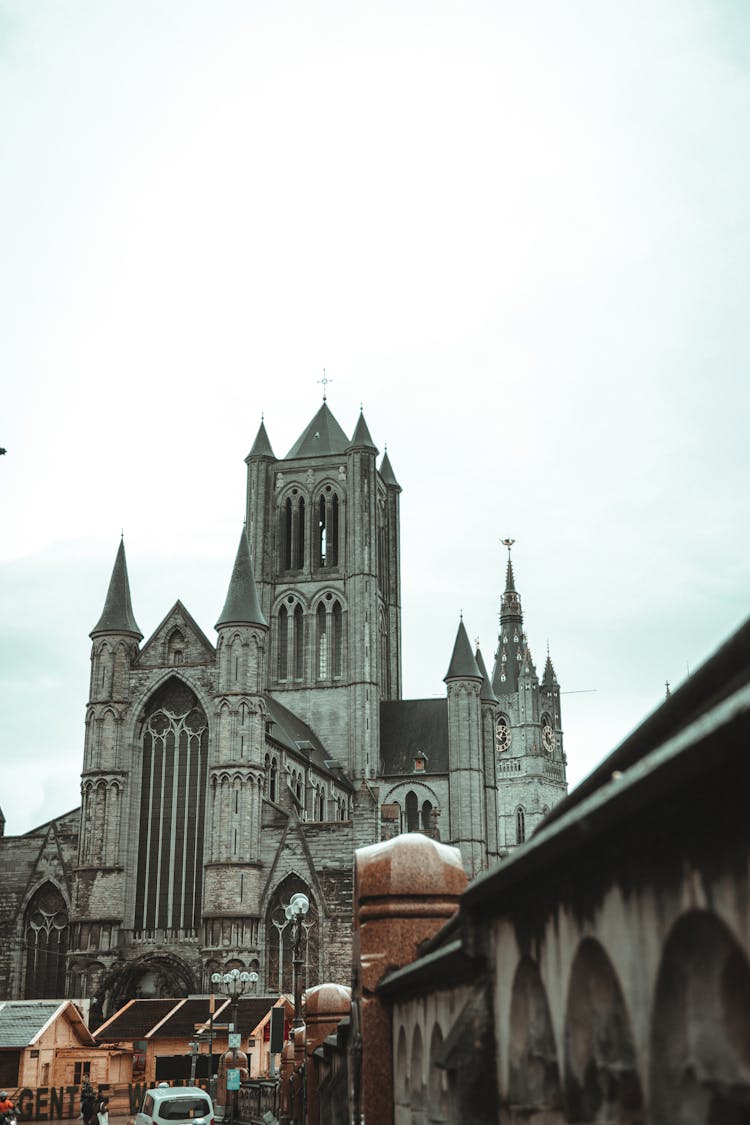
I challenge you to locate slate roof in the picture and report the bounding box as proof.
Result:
[0,1000,93,1047]
[379,699,449,775]
[379,451,400,489]
[90,538,142,639]
[445,620,482,681]
[348,410,377,451]
[285,404,350,459]
[264,695,354,789]
[245,419,275,460]
[94,999,177,1042]
[216,531,267,629]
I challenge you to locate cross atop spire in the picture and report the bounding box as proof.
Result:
[318,368,333,402]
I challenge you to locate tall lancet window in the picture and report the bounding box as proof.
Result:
[316,489,340,568]
[317,602,327,677]
[134,678,208,935]
[278,605,289,680]
[293,604,304,679]
[332,600,343,678]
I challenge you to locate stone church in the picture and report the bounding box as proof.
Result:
[0,400,567,1017]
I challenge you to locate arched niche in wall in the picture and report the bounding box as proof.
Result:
[507,956,563,1119]
[428,1022,449,1124]
[564,937,644,1121]
[650,909,750,1124]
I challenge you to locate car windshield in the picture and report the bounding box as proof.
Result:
[157,1098,211,1121]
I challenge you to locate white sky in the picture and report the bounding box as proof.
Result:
[1,0,748,834]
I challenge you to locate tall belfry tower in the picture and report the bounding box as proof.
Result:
[491,542,567,848]
[244,398,402,778]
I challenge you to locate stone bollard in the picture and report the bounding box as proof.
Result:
[304,983,351,1125]
[354,834,467,1125]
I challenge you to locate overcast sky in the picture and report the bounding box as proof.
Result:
[1,1,748,835]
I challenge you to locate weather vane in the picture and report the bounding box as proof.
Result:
[501,537,515,556]
[318,369,333,402]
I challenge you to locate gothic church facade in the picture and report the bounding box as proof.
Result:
[0,402,567,1015]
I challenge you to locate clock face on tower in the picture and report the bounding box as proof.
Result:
[495,716,512,752]
[542,720,555,754]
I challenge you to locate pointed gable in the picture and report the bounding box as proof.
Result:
[285,403,350,459]
[90,539,142,639]
[137,601,216,668]
[444,620,482,681]
[246,419,275,461]
[216,530,267,629]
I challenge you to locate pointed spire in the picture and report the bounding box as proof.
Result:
[216,530,267,629]
[505,556,516,593]
[285,403,350,458]
[475,645,498,703]
[379,449,401,489]
[348,408,378,452]
[444,620,482,682]
[245,417,275,461]
[90,538,143,640]
[542,642,558,687]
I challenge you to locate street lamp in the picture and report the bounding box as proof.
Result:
[211,967,258,1124]
[284,892,310,1028]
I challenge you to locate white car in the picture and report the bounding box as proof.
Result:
[135,1087,214,1125]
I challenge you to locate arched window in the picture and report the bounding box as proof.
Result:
[379,611,389,699]
[330,493,339,566]
[317,603,327,678]
[293,604,304,679]
[294,497,305,569]
[421,800,433,831]
[266,875,319,995]
[277,605,288,679]
[405,790,419,832]
[24,884,69,999]
[516,806,526,844]
[167,628,185,666]
[270,758,278,803]
[332,600,343,678]
[134,679,208,933]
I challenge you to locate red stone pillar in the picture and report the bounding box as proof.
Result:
[354,835,467,1125]
[304,983,351,1125]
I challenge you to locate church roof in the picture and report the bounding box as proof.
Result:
[542,649,558,686]
[348,409,377,451]
[379,450,401,489]
[246,418,275,460]
[90,538,143,640]
[216,530,267,629]
[444,620,482,681]
[475,647,498,703]
[264,694,355,789]
[380,699,449,774]
[285,403,350,459]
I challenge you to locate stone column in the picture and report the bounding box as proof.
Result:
[305,983,351,1125]
[354,834,468,1125]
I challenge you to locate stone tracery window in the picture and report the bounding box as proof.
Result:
[24,883,68,999]
[134,679,208,935]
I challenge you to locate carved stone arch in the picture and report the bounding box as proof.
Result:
[265,872,319,995]
[383,780,441,809]
[23,881,69,999]
[165,626,186,666]
[650,909,750,1124]
[100,706,118,768]
[97,951,198,1016]
[564,937,644,1121]
[132,669,214,736]
[508,956,563,1118]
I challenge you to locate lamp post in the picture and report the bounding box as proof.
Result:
[285,893,309,1028]
[211,967,258,1124]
